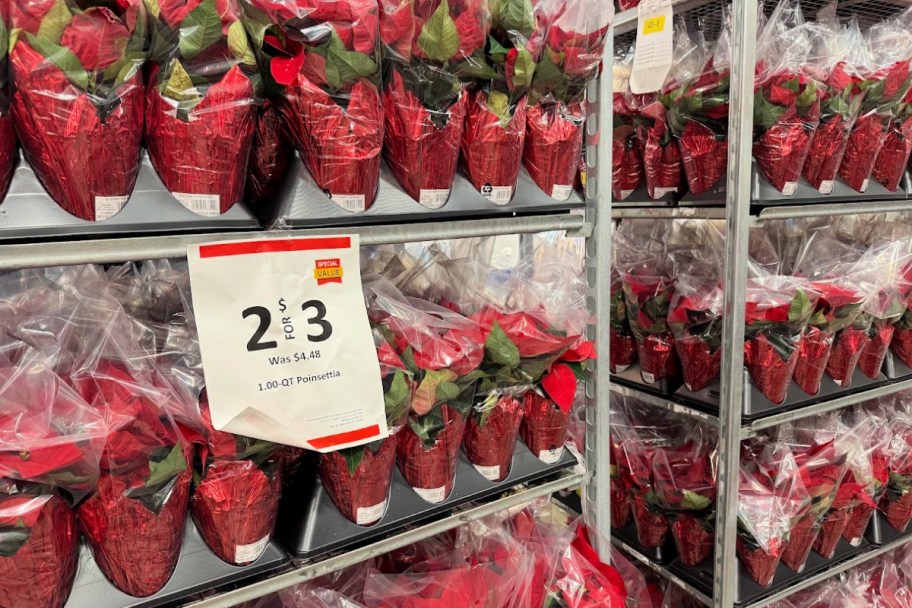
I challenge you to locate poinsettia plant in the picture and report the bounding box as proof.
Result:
[892,293,912,370]
[802,16,868,192]
[613,79,642,201]
[609,268,636,374]
[871,86,912,192]
[668,283,723,392]
[380,0,488,206]
[621,273,678,385]
[743,278,819,405]
[145,0,258,216]
[242,0,383,211]
[10,0,146,221]
[882,411,912,534]
[523,0,609,200]
[461,0,540,204]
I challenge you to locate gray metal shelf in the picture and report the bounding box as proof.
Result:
[609,382,722,427]
[179,471,589,608]
[610,536,714,607]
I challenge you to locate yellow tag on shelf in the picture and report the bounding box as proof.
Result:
[642,15,665,35]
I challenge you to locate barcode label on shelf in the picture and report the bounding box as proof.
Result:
[642,372,655,384]
[474,464,501,481]
[653,187,677,198]
[861,179,869,193]
[782,182,797,196]
[551,185,573,201]
[174,193,221,217]
[480,185,513,205]
[819,180,834,194]
[414,486,447,504]
[95,196,128,221]
[331,193,366,213]
[418,189,450,209]
[538,448,564,464]
[357,501,387,525]
[235,535,270,564]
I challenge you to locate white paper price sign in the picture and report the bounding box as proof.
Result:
[629,0,673,94]
[187,235,388,452]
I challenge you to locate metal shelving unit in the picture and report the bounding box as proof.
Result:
[608,1,912,607]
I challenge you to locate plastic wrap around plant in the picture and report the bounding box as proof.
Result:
[0,6,14,203]
[243,0,384,212]
[10,0,146,221]
[613,45,642,201]
[145,0,258,217]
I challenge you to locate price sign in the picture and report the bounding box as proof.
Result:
[187,235,388,452]
[629,0,673,94]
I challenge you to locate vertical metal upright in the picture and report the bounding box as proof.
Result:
[586,23,615,561]
[713,1,759,606]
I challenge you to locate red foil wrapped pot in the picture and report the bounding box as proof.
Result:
[631,493,669,549]
[191,457,283,566]
[839,113,889,192]
[0,113,13,201]
[464,394,525,482]
[636,100,683,199]
[462,91,528,205]
[825,326,868,387]
[397,406,467,504]
[146,66,257,216]
[520,390,571,464]
[678,120,727,195]
[610,326,637,374]
[611,474,631,528]
[737,536,781,588]
[781,514,818,573]
[78,462,193,597]
[883,491,912,533]
[246,101,293,207]
[793,327,833,396]
[843,503,876,546]
[383,69,467,207]
[524,101,585,200]
[319,434,397,526]
[745,333,802,406]
[0,494,79,608]
[893,325,912,368]
[858,321,895,380]
[671,513,713,567]
[812,507,848,559]
[871,113,912,192]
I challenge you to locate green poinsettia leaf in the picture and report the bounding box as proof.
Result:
[788,289,810,323]
[681,489,712,511]
[796,81,818,112]
[343,446,364,476]
[417,0,459,63]
[511,46,535,89]
[24,33,88,89]
[228,20,257,65]
[0,525,31,558]
[533,49,563,87]
[145,444,187,489]
[385,369,411,421]
[145,0,162,18]
[488,36,509,63]
[754,90,787,131]
[322,29,377,91]
[178,0,223,59]
[37,0,72,44]
[485,320,520,367]
[436,380,461,402]
[492,0,534,36]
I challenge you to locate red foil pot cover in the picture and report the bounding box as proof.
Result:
[246,102,293,207]
[319,434,398,526]
[282,77,383,212]
[0,494,79,608]
[793,327,834,396]
[461,91,528,204]
[825,326,868,386]
[463,394,525,483]
[812,507,848,559]
[10,43,143,221]
[892,327,912,368]
[858,322,895,380]
[754,121,814,193]
[631,493,669,549]
[678,121,727,195]
[838,113,889,192]
[612,124,641,201]
[675,334,721,393]
[780,514,819,573]
[737,536,781,588]
[382,72,467,206]
[520,391,571,464]
[744,333,801,405]
[397,406,467,504]
[882,491,912,533]
[146,66,257,216]
[611,478,631,528]
[641,131,683,199]
[803,116,852,191]
[671,514,713,567]
[635,332,679,385]
[843,503,876,546]
[78,466,193,597]
[523,101,585,200]
[0,113,14,200]
[871,115,912,192]
[609,326,637,373]
[190,458,283,566]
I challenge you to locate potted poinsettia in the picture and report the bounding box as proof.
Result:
[881,410,912,534]
[145,0,259,216]
[743,277,819,405]
[73,359,194,598]
[621,273,678,386]
[652,427,718,567]
[523,0,610,200]
[318,328,412,524]
[462,0,540,205]
[379,0,488,207]
[0,360,108,608]
[0,4,14,201]
[617,429,672,549]
[10,0,146,221]
[609,434,631,528]
[466,307,578,482]
[668,282,723,392]
[242,0,384,211]
[802,19,867,192]
[871,86,912,192]
[609,268,637,373]
[613,71,643,201]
